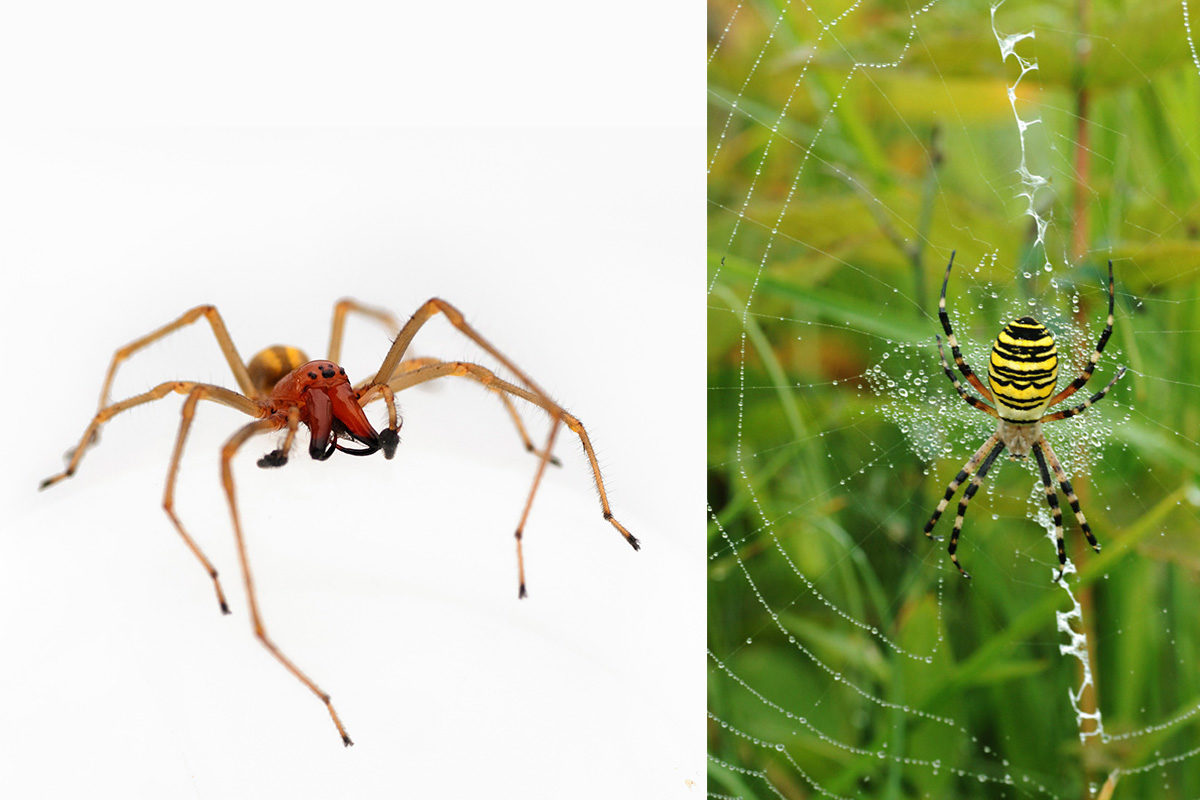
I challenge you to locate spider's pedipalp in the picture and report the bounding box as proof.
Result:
[379,428,400,459]
[257,406,301,469]
[257,450,290,468]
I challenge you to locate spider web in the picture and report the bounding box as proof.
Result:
[709,1,1200,797]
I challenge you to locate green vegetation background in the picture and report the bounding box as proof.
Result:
[708,0,1200,797]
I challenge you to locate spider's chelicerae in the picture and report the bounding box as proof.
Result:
[40,298,639,746]
[923,254,1126,581]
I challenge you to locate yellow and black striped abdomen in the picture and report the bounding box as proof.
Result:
[987,317,1058,421]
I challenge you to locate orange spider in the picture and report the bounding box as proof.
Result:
[40,298,638,746]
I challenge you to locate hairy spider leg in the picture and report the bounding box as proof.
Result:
[1044,261,1116,409]
[939,252,997,403]
[370,296,637,535]
[393,358,561,466]
[923,434,1001,542]
[221,418,354,747]
[363,357,560,467]
[372,299,551,398]
[332,299,561,466]
[947,440,1007,579]
[99,305,257,408]
[40,380,261,490]
[514,417,562,597]
[1039,367,1127,423]
[164,386,277,613]
[382,361,638,548]
[1031,444,1070,581]
[60,307,256,461]
[363,360,640,593]
[327,298,400,366]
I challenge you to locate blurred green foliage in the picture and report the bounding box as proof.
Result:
[708,0,1200,797]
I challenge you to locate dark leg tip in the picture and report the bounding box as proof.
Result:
[39,469,73,490]
[1093,543,1102,553]
[342,734,354,747]
[220,601,231,615]
[379,428,400,460]
[257,450,289,468]
[628,535,641,551]
[519,583,527,599]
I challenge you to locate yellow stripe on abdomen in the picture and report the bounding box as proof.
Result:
[248,345,310,396]
[987,317,1058,420]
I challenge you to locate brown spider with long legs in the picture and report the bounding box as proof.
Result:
[923,254,1125,581]
[40,298,639,746]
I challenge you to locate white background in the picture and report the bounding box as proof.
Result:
[0,4,699,798]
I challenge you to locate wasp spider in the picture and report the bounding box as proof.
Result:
[923,254,1126,580]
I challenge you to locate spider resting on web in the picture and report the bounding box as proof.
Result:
[923,254,1125,581]
[40,298,639,746]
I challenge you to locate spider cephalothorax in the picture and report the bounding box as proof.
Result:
[923,253,1126,580]
[260,358,396,463]
[41,298,638,746]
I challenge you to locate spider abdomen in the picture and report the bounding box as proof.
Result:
[987,317,1058,421]
[248,345,310,396]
